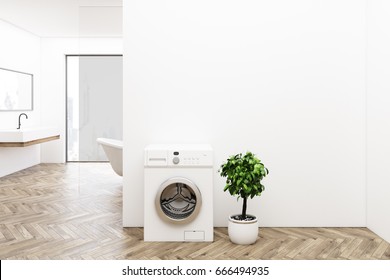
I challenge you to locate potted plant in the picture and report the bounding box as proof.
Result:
[219,151,269,245]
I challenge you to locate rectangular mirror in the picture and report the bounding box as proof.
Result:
[0,67,33,111]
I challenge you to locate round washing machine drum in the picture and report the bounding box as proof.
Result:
[156,177,202,224]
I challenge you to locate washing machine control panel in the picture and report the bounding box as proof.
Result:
[145,144,213,167]
[169,150,213,166]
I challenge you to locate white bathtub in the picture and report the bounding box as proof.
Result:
[97,138,123,176]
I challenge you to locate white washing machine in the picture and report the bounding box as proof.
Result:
[144,144,213,242]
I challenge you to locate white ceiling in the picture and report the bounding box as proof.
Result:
[0,0,122,37]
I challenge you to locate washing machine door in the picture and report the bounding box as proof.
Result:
[156,177,202,224]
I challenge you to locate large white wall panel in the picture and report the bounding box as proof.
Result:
[40,38,77,163]
[367,0,390,243]
[0,20,41,129]
[123,1,366,226]
[0,20,41,177]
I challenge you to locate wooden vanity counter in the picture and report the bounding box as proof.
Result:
[0,135,60,147]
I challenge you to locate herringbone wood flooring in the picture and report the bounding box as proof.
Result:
[1,163,389,260]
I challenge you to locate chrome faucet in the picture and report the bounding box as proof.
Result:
[17,113,28,129]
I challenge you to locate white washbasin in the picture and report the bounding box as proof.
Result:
[0,127,59,142]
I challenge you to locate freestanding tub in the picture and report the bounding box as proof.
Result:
[97,138,123,176]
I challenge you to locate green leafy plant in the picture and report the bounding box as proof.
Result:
[219,152,269,221]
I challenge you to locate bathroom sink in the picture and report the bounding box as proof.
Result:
[0,127,60,143]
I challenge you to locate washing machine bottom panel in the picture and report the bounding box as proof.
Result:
[144,168,213,242]
[144,227,214,242]
[144,213,214,242]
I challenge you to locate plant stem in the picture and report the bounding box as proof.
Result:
[242,196,247,220]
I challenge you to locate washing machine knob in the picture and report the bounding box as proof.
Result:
[172,157,180,164]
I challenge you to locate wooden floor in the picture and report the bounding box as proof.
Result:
[0,163,389,260]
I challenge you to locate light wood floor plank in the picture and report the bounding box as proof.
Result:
[1,163,389,260]
[373,241,390,259]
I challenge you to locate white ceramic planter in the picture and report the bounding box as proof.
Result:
[228,214,259,245]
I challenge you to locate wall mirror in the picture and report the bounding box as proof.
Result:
[0,67,33,111]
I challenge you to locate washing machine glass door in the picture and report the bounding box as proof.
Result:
[156,177,202,224]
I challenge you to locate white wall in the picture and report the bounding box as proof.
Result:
[40,37,122,163]
[0,19,41,177]
[123,0,366,227]
[367,0,390,243]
